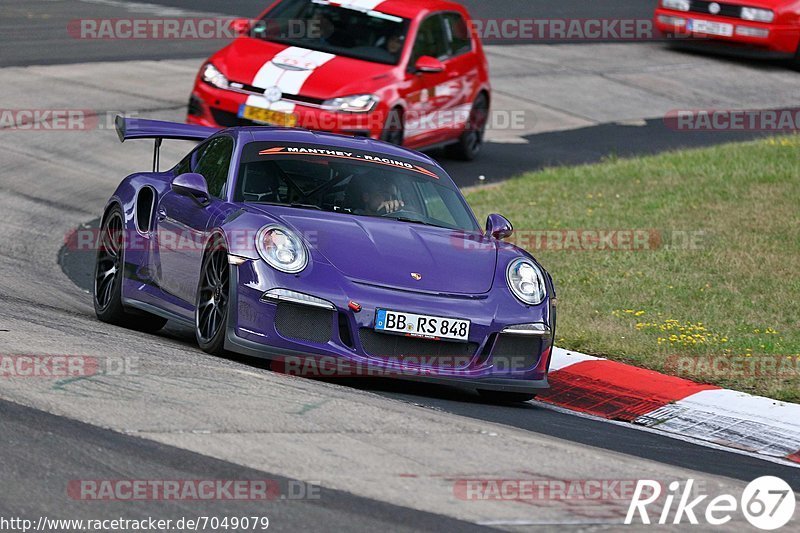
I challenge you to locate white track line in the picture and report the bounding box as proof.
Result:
[533,400,800,469]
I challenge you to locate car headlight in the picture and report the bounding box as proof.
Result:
[255,225,308,273]
[741,7,774,23]
[506,258,547,305]
[321,94,379,113]
[662,0,690,11]
[201,63,230,89]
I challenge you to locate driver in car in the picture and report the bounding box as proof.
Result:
[360,178,404,215]
[385,32,404,56]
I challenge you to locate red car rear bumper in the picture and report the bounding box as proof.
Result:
[655,8,800,56]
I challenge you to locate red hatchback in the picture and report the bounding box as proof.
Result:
[188,0,491,160]
[655,0,800,65]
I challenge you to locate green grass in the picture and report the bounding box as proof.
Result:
[465,136,800,402]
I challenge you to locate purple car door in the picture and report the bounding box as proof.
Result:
[156,136,234,304]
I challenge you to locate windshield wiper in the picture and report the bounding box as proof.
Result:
[383,215,438,227]
[256,202,323,211]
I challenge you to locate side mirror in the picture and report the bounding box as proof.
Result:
[486,214,513,240]
[230,18,252,36]
[414,55,445,74]
[172,173,211,206]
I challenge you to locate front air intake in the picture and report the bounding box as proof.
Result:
[490,335,542,372]
[274,302,333,343]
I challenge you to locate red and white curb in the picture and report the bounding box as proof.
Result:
[543,348,800,465]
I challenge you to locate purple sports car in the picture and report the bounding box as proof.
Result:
[94,116,556,402]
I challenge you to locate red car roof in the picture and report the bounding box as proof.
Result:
[372,0,468,19]
[309,0,468,20]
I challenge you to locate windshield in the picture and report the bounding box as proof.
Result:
[252,0,410,65]
[235,143,479,232]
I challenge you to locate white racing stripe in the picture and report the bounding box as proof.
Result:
[321,0,386,11]
[245,47,336,113]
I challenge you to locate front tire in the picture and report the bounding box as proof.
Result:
[446,93,489,161]
[93,206,167,332]
[792,43,800,71]
[195,235,230,355]
[478,390,536,404]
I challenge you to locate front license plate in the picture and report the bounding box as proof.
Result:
[374,309,470,342]
[239,105,297,127]
[688,19,733,37]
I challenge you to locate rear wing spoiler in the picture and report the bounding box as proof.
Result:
[114,115,220,171]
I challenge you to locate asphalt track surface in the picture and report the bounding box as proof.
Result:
[2,0,800,530]
[0,399,490,532]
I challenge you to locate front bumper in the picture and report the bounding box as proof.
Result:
[655,8,800,56]
[187,81,385,139]
[224,260,554,394]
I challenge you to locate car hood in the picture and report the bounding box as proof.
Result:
[250,207,497,294]
[211,38,396,99]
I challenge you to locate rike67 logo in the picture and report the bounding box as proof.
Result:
[626,476,796,530]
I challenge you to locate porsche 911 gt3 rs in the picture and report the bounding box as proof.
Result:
[95,116,555,402]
